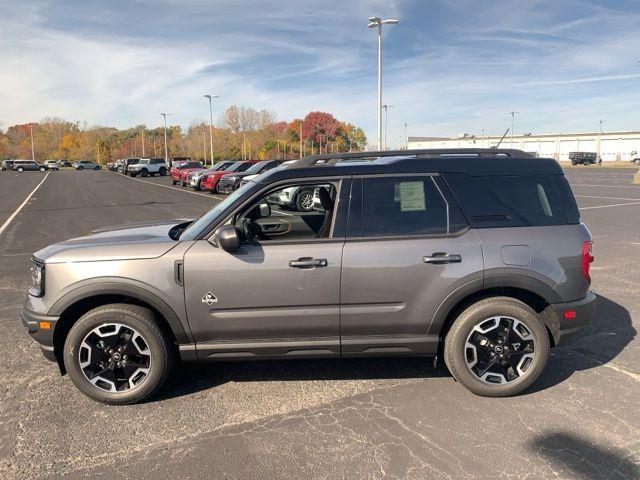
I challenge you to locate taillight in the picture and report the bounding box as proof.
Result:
[581,240,594,282]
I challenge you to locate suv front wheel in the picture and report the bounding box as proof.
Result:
[444,297,549,397]
[63,303,173,404]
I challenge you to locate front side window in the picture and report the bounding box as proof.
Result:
[350,176,449,237]
[234,181,340,243]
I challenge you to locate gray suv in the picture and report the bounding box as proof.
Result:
[22,149,596,404]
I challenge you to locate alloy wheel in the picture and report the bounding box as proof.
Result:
[78,323,151,392]
[464,316,535,384]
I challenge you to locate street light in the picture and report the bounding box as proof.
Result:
[203,94,219,166]
[367,16,399,151]
[382,104,394,150]
[160,113,170,165]
[507,111,519,148]
[29,124,35,161]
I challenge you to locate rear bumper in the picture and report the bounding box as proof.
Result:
[548,291,597,345]
[21,307,59,362]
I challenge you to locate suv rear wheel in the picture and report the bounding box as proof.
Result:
[63,304,173,405]
[159,167,167,176]
[444,297,549,397]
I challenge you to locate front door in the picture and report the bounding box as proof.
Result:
[183,178,347,360]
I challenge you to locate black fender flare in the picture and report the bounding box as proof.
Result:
[49,280,192,344]
[428,273,561,337]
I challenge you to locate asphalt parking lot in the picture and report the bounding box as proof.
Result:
[1,167,639,479]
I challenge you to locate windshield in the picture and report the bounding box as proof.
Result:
[243,161,270,174]
[179,181,254,240]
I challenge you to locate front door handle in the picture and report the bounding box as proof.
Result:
[289,257,328,268]
[423,253,462,264]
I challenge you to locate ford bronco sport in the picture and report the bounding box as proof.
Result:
[22,149,596,404]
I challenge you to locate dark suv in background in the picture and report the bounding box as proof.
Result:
[216,159,282,194]
[21,149,595,404]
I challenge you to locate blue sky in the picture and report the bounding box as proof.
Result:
[1,0,640,147]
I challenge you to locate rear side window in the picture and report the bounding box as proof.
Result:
[444,173,567,227]
[553,176,580,224]
[349,176,449,237]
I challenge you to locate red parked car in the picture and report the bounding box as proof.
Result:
[200,161,257,193]
[170,161,204,186]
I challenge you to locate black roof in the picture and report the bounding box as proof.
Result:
[259,149,562,183]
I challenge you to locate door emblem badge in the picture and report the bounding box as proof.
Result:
[202,292,218,305]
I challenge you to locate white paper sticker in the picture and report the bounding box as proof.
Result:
[398,181,426,212]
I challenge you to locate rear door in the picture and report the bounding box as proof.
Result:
[340,174,483,356]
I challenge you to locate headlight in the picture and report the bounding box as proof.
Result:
[29,259,45,297]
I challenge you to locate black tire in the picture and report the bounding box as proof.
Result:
[295,188,314,212]
[130,172,137,177]
[39,166,46,172]
[141,169,148,177]
[63,303,174,405]
[159,167,167,176]
[444,296,550,397]
[78,166,84,170]
[17,167,24,172]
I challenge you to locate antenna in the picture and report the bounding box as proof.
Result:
[495,128,510,148]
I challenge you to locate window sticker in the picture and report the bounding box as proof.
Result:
[398,181,426,212]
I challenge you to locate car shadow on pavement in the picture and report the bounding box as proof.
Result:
[155,293,634,402]
[528,431,639,480]
[528,293,635,394]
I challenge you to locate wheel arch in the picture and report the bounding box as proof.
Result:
[50,283,190,373]
[430,276,560,349]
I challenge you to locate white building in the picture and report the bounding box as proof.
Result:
[408,130,640,162]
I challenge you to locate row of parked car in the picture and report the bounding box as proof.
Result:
[167,158,322,207]
[0,159,102,172]
[106,157,320,212]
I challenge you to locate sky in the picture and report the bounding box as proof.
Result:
[1,0,640,147]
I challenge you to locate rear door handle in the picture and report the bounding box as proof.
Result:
[289,257,328,268]
[423,253,462,264]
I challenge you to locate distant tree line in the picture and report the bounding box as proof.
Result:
[0,107,367,163]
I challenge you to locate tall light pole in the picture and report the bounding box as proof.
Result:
[160,113,170,164]
[204,94,219,166]
[141,127,145,157]
[597,119,605,162]
[508,111,519,148]
[382,104,394,150]
[404,122,408,149]
[367,16,399,151]
[29,124,35,161]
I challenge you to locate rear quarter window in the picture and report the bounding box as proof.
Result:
[444,173,568,228]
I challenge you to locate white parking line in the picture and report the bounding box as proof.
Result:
[0,172,50,237]
[580,201,640,210]
[570,184,640,189]
[119,173,224,201]
[575,195,640,201]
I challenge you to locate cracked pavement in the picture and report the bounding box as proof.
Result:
[0,168,639,479]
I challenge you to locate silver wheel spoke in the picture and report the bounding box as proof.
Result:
[79,323,151,393]
[464,315,535,385]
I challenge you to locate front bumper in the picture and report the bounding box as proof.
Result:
[21,307,59,362]
[217,179,237,194]
[547,291,597,345]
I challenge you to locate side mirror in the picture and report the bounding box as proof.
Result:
[257,203,271,218]
[213,225,240,251]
